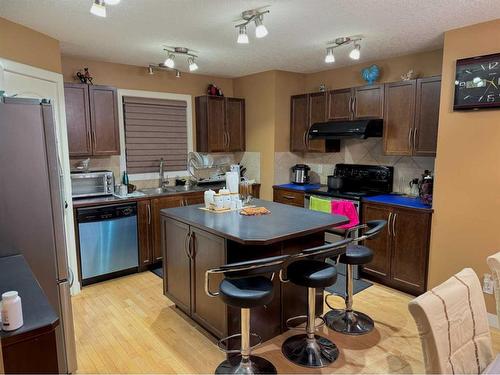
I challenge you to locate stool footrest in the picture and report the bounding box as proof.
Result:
[285,315,325,331]
[216,332,262,354]
[325,292,345,311]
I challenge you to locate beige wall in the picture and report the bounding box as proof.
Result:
[429,19,500,314]
[233,71,276,200]
[0,17,61,73]
[305,49,443,92]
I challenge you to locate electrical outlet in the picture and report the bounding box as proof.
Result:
[483,273,494,294]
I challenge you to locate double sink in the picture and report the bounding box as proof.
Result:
[138,185,208,196]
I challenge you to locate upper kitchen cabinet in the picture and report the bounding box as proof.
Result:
[328,84,384,121]
[290,92,340,153]
[64,83,120,157]
[195,96,245,153]
[383,77,441,156]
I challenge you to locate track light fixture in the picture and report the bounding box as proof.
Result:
[148,47,200,75]
[324,37,363,64]
[90,0,120,18]
[235,8,270,44]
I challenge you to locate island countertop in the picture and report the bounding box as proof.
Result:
[160,199,348,245]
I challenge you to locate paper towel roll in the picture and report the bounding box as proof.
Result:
[226,172,239,193]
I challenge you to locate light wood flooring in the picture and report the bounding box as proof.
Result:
[72,272,500,374]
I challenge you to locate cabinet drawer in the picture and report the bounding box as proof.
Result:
[273,189,304,207]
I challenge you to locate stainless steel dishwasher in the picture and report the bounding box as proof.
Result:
[76,203,139,285]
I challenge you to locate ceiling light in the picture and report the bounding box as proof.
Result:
[104,0,121,4]
[349,43,361,60]
[325,48,335,63]
[188,57,198,72]
[90,0,106,17]
[147,66,154,75]
[164,54,175,69]
[254,16,268,38]
[175,70,181,78]
[237,26,249,44]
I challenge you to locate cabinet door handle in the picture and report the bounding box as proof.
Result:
[184,232,191,259]
[87,128,92,151]
[392,213,397,237]
[147,203,151,224]
[282,195,296,200]
[348,97,353,117]
[387,212,392,236]
[226,131,231,150]
[189,232,195,259]
[413,127,418,151]
[408,128,413,152]
[352,96,357,116]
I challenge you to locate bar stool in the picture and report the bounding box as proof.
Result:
[324,220,387,335]
[280,239,352,368]
[205,255,289,374]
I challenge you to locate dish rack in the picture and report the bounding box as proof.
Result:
[188,152,232,184]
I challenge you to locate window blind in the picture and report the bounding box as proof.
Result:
[123,96,188,174]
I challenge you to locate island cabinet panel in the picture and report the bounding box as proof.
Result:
[163,218,191,313]
[152,196,184,262]
[190,227,227,338]
[361,203,392,281]
[137,200,153,269]
[361,201,432,295]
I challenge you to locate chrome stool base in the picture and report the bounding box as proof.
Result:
[324,309,374,335]
[215,355,277,374]
[281,334,339,368]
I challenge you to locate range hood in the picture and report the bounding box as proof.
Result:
[308,119,383,140]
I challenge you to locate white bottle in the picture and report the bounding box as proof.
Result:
[1,291,23,331]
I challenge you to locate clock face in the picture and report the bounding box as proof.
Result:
[454,53,500,110]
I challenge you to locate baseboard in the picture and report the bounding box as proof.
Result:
[488,313,499,329]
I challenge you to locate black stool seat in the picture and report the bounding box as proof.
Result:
[339,244,373,265]
[288,260,337,288]
[219,276,274,308]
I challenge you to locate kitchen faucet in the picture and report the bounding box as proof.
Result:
[159,158,166,188]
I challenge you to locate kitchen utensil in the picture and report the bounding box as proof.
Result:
[291,164,310,184]
[327,175,344,190]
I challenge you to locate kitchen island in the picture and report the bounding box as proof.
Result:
[160,199,348,343]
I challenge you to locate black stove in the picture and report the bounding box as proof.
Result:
[308,164,394,200]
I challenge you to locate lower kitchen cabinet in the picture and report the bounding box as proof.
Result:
[162,217,227,338]
[361,201,432,295]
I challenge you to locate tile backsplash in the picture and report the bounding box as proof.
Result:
[275,138,435,194]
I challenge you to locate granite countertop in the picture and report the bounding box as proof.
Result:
[72,183,228,208]
[274,183,323,191]
[0,255,59,346]
[363,194,433,211]
[161,199,349,245]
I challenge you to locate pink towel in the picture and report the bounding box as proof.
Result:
[331,200,360,229]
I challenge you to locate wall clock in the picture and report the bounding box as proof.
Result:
[454,53,500,110]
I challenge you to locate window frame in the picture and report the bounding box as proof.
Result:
[117,89,193,181]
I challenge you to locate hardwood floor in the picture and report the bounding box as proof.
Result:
[72,272,500,374]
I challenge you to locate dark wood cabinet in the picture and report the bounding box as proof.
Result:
[64,83,120,156]
[383,77,441,156]
[163,218,227,338]
[190,227,227,338]
[361,201,432,295]
[196,96,245,152]
[64,83,92,157]
[290,92,340,153]
[414,76,441,156]
[328,84,384,121]
[273,186,305,207]
[88,85,120,156]
[137,200,153,269]
[164,218,192,313]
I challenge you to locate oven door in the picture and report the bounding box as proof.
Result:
[71,173,109,198]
